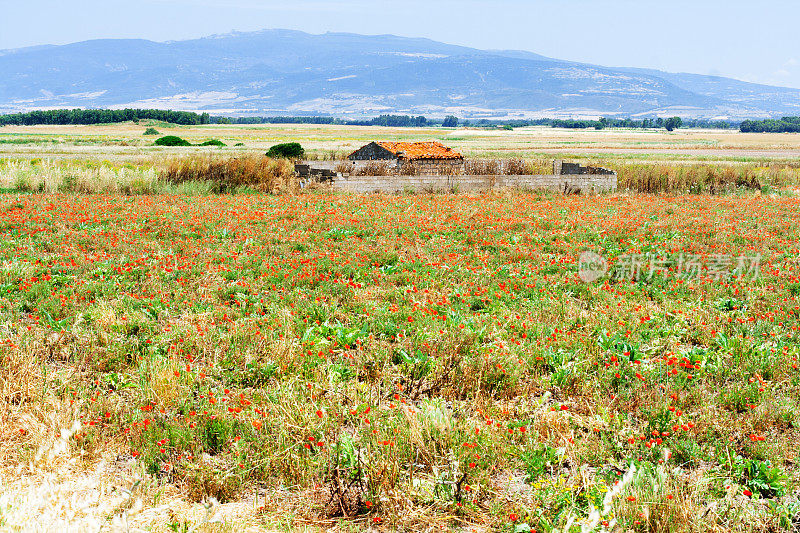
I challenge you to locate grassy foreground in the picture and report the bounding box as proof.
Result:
[1,190,799,531]
[1,157,799,196]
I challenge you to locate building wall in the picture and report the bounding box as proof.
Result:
[413,159,465,176]
[348,142,396,161]
[304,159,464,175]
[554,160,615,176]
[333,174,617,194]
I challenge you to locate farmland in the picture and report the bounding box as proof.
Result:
[0,124,799,532]
[4,122,800,163]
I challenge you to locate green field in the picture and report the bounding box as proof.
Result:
[0,125,799,532]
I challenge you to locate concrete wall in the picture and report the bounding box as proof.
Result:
[413,159,465,176]
[332,174,617,194]
[304,160,398,173]
[304,160,464,175]
[554,160,616,176]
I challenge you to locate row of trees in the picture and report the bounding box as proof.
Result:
[213,114,433,127]
[349,115,429,127]
[740,117,800,133]
[211,114,698,130]
[459,116,722,130]
[501,117,687,130]
[0,109,211,126]
[0,109,754,131]
[214,116,341,125]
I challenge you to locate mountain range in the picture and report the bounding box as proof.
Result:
[1,29,799,119]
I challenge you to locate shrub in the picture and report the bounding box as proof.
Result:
[143,127,160,136]
[266,142,305,159]
[198,139,226,147]
[154,135,192,147]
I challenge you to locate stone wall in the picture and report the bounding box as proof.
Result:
[306,160,398,173]
[348,142,396,161]
[332,174,617,194]
[554,160,615,176]
[413,159,465,176]
[305,160,464,176]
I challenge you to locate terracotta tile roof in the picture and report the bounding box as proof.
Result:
[376,141,463,161]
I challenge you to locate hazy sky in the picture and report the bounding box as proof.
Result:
[2,0,798,88]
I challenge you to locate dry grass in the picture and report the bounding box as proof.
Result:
[0,159,158,194]
[611,161,800,193]
[5,156,797,195]
[464,158,551,175]
[6,123,800,159]
[0,338,79,468]
[348,161,392,176]
[161,154,297,193]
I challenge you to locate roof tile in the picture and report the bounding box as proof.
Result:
[375,141,463,161]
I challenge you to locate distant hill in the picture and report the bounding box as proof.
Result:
[1,29,799,119]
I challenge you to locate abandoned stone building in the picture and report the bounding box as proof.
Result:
[554,160,615,176]
[347,141,464,175]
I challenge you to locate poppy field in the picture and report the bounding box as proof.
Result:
[1,189,799,531]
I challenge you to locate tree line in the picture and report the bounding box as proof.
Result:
[0,108,743,131]
[213,115,721,130]
[0,110,453,128]
[212,114,432,127]
[0,109,211,126]
[739,117,800,133]
[465,117,730,131]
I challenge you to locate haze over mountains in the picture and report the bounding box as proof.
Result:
[1,29,799,119]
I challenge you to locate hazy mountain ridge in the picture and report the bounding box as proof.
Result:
[1,29,798,118]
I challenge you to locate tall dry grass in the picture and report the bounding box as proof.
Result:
[304,150,347,161]
[611,161,800,193]
[0,159,158,194]
[348,161,393,176]
[464,158,551,175]
[3,156,798,195]
[161,154,297,193]
[462,158,800,192]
